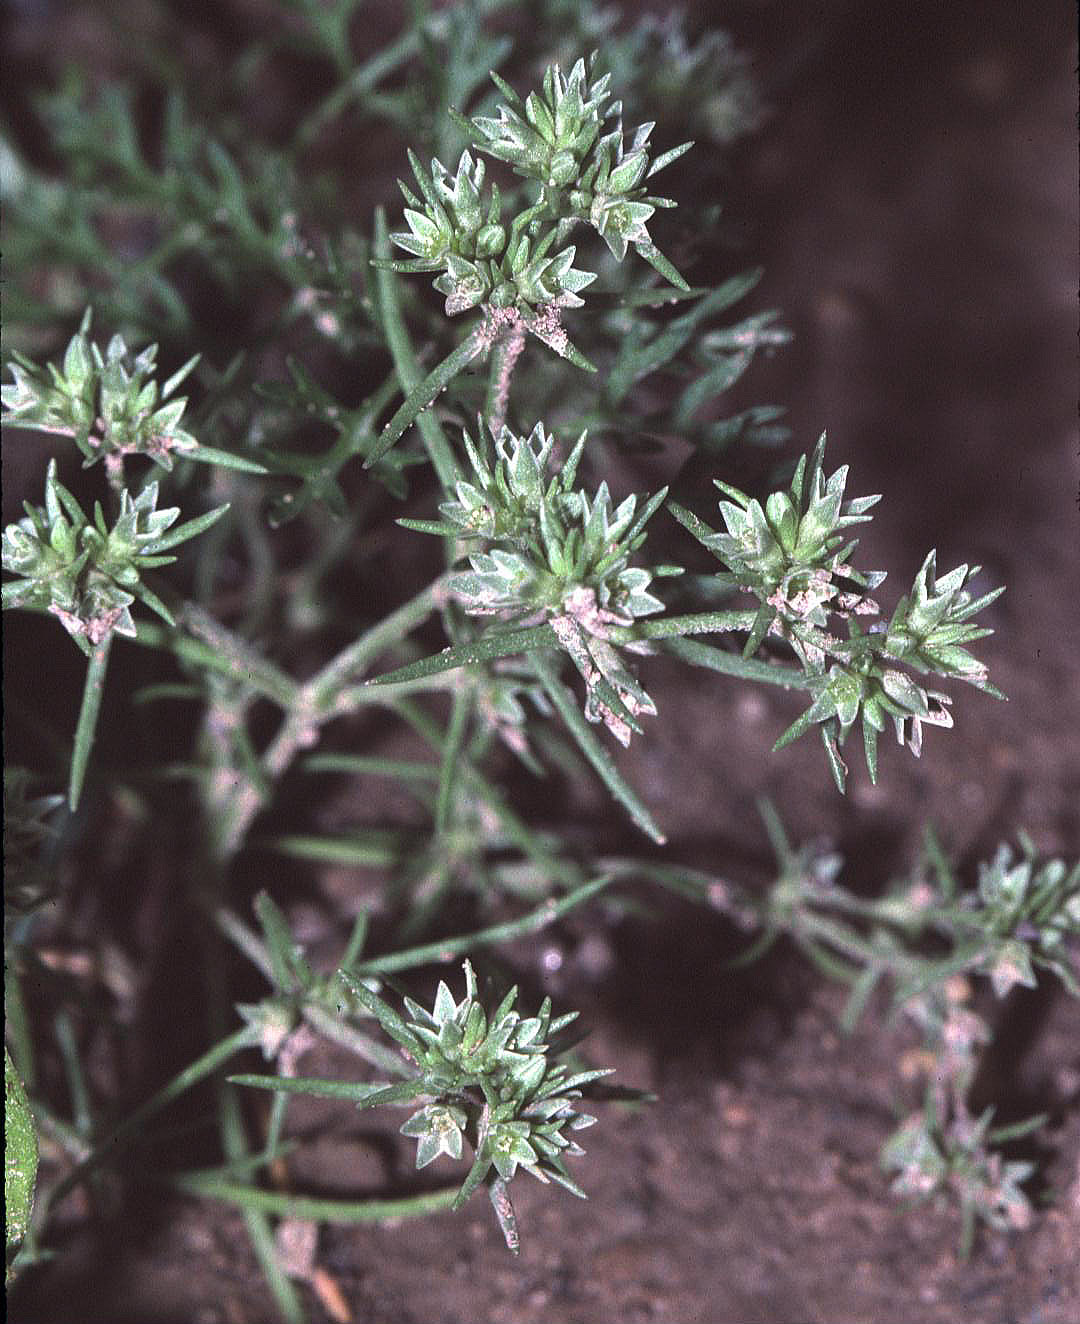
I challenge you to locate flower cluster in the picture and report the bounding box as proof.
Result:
[671,431,885,656]
[2,459,226,652]
[963,837,1080,997]
[884,550,1003,696]
[406,419,674,744]
[389,149,595,325]
[880,1104,1038,1252]
[465,57,691,286]
[379,56,691,372]
[2,309,201,470]
[671,434,1004,788]
[340,962,610,1251]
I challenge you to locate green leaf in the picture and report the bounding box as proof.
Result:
[366,325,486,468]
[529,650,666,844]
[5,1049,38,1281]
[365,624,559,687]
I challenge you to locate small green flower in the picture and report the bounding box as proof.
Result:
[400,1103,468,1168]
[671,432,1003,788]
[671,431,885,654]
[376,55,692,396]
[465,57,692,289]
[881,1104,1039,1256]
[467,59,612,188]
[968,840,1080,996]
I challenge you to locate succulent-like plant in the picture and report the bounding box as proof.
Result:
[237,960,617,1255]
[3,459,226,651]
[670,434,1005,788]
[3,9,1065,1314]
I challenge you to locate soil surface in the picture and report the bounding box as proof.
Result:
[5,2,1078,1322]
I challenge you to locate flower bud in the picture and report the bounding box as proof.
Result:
[548,149,578,186]
[475,223,506,259]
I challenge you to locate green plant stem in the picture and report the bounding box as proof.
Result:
[218,1064,305,1323]
[307,578,444,710]
[372,207,465,483]
[198,883,306,1324]
[365,622,559,687]
[484,317,527,432]
[132,622,268,698]
[44,1024,261,1213]
[350,874,614,976]
[292,24,425,149]
[299,1004,413,1079]
[182,605,299,707]
[662,634,816,689]
[169,1172,460,1222]
[4,962,35,1090]
[263,831,407,868]
[53,1011,93,1138]
[190,577,444,861]
[386,699,584,889]
[436,685,472,835]
[609,610,758,642]
[69,636,112,810]
[529,650,666,844]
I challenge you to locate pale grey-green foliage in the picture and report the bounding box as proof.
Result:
[340,959,608,1251]
[2,2,1061,1298]
[691,812,1079,1257]
[670,433,1005,789]
[2,458,227,653]
[376,54,691,380]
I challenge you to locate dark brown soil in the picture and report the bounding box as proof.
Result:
[6,3,1078,1322]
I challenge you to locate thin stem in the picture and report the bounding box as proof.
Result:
[529,650,666,844]
[608,610,758,643]
[133,616,296,709]
[358,702,584,889]
[350,874,614,976]
[169,1173,460,1222]
[484,317,527,432]
[181,605,298,708]
[257,576,446,793]
[69,636,112,811]
[662,635,814,689]
[219,1055,305,1323]
[307,578,444,709]
[44,1025,261,1211]
[4,963,35,1089]
[292,25,423,150]
[53,1012,93,1138]
[436,685,472,836]
[299,1004,413,1080]
[200,892,305,1323]
[372,207,466,484]
[103,450,126,498]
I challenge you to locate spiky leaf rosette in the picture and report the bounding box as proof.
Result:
[965,839,1080,997]
[405,420,674,744]
[340,962,612,1253]
[2,309,200,470]
[379,147,596,368]
[670,432,1004,788]
[2,308,260,475]
[374,53,693,409]
[465,56,692,289]
[2,459,227,653]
